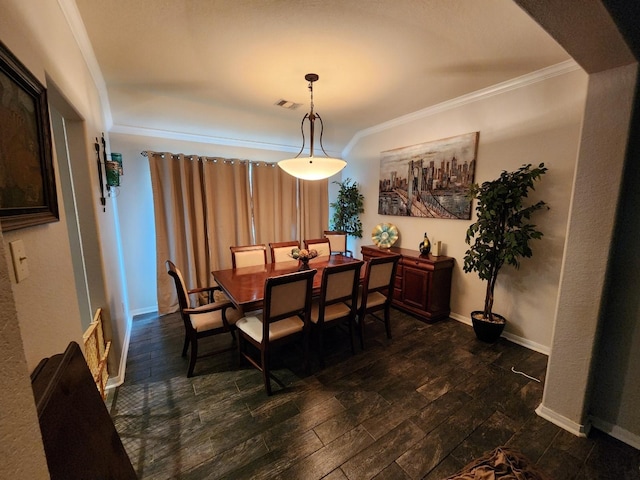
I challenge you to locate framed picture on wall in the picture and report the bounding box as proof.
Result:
[378,132,479,219]
[0,40,58,231]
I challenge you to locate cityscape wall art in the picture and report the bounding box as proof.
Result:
[378,132,479,219]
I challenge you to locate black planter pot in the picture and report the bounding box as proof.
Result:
[471,311,506,343]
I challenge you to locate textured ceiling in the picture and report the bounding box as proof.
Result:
[74,0,571,155]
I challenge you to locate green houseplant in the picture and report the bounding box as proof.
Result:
[330,178,364,238]
[463,163,548,342]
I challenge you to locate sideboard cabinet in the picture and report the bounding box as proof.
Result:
[361,245,454,322]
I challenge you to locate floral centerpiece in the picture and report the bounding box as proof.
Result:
[290,247,318,270]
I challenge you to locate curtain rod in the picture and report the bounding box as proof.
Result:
[141,151,276,167]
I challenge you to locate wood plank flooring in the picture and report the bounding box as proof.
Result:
[110,309,640,479]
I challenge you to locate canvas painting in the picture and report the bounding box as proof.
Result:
[378,132,478,219]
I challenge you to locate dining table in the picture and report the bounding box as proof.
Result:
[212,254,363,312]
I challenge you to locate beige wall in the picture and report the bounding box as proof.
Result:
[0,2,129,477]
[0,231,49,478]
[344,67,588,353]
[1,0,129,376]
[539,63,638,440]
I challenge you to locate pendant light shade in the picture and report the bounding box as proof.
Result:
[278,73,346,181]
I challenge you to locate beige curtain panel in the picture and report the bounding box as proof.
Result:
[147,151,328,314]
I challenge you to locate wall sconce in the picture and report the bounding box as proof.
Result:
[106,153,122,187]
[94,133,123,211]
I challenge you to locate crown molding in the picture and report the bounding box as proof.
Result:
[342,59,581,157]
[110,124,306,154]
[57,0,113,128]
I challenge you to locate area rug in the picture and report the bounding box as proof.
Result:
[445,446,552,480]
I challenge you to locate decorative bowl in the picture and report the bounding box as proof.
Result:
[372,223,399,248]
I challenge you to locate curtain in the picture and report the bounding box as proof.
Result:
[298,178,329,242]
[149,153,209,313]
[148,151,329,315]
[252,162,297,244]
[202,158,251,271]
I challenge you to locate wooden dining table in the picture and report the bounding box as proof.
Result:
[212,254,363,312]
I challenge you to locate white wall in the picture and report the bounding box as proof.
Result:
[344,67,588,353]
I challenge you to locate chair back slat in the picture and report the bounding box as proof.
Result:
[323,231,348,255]
[368,261,396,291]
[268,279,310,319]
[269,241,300,263]
[167,260,190,308]
[264,270,316,323]
[230,244,267,268]
[304,238,331,258]
[325,268,358,303]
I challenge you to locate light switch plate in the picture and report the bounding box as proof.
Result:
[9,240,29,283]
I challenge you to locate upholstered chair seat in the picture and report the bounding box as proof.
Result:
[309,260,363,367]
[350,255,400,349]
[310,301,351,324]
[189,304,242,331]
[236,269,316,395]
[166,260,239,377]
[236,315,304,342]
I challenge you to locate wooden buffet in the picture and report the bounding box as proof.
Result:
[361,245,454,323]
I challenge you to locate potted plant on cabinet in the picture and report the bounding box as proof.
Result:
[330,178,364,238]
[463,163,549,342]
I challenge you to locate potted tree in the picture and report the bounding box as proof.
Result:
[463,163,548,342]
[330,178,364,238]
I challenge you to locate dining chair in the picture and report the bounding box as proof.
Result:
[310,260,363,367]
[230,244,267,268]
[269,240,300,263]
[166,260,242,377]
[304,238,331,258]
[323,230,353,257]
[349,254,401,349]
[236,269,316,395]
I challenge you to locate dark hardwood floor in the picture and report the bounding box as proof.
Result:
[110,308,640,479]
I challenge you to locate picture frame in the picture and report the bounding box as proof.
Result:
[0,40,58,231]
[378,132,479,220]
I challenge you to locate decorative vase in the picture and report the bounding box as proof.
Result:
[419,232,431,255]
[298,257,310,271]
[471,311,506,343]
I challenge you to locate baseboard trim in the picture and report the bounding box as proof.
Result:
[535,403,591,437]
[129,305,158,318]
[449,313,550,355]
[590,416,640,450]
[105,311,134,392]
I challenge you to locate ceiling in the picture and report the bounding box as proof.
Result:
[73,0,571,156]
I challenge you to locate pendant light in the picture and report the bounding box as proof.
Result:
[278,73,346,180]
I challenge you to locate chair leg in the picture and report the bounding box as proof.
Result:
[261,349,271,395]
[187,337,198,378]
[304,329,311,373]
[237,333,244,367]
[384,306,392,339]
[181,332,189,357]
[317,327,325,369]
[347,318,356,354]
[358,312,366,350]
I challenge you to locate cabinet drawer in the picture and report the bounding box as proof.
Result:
[361,245,452,322]
[402,265,429,310]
